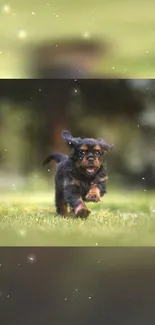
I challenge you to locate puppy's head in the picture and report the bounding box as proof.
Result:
[62,129,114,177]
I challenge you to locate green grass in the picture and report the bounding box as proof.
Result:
[0,190,155,246]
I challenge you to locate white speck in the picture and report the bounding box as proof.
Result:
[69,142,71,144]
[146,50,149,54]
[46,3,49,6]
[12,184,16,191]
[75,288,78,292]
[48,169,50,172]
[0,264,1,267]
[74,89,78,93]
[18,263,20,266]
[19,229,26,237]
[0,52,2,55]
[55,14,59,18]
[5,148,7,152]
[28,254,36,263]
[18,30,27,40]
[144,189,146,192]
[2,4,11,13]
[137,125,139,127]
[88,296,92,299]
[98,260,100,264]
[39,88,41,91]
[112,66,115,70]
[65,298,67,301]
[142,177,145,180]
[7,294,10,298]
[83,32,90,38]
[74,79,77,82]
[152,210,155,213]
[32,11,35,15]
[146,87,149,90]
[95,243,98,246]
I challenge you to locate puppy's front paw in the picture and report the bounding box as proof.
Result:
[85,184,101,202]
[85,192,101,202]
[74,203,90,218]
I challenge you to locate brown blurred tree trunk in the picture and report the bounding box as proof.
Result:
[50,117,66,153]
[38,80,72,154]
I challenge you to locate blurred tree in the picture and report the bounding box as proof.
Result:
[28,37,110,78]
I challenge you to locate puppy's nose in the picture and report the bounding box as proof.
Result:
[88,156,94,162]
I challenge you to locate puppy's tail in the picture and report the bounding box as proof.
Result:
[42,153,68,166]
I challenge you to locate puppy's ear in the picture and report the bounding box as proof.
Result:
[62,129,80,147]
[97,139,114,152]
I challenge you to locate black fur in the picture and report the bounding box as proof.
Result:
[43,153,68,165]
[43,129,114,218]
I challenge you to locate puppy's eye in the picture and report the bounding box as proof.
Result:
[94,150,100,156]
[79,150,86,156]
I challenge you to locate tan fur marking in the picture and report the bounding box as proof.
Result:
[59,199,68,216]
[74,202,90,218]
[80,145,88,150]
[99,176,108,182]
[71,179,81,186]
[86,184,101,202]
[93,145,101,151]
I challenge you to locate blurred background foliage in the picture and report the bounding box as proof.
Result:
[1,0,155,78]
[0,79,155,192]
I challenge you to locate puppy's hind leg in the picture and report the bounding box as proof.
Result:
[55,189,68,217]
[64,184,90,218]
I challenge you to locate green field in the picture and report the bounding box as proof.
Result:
[0,190,155,246]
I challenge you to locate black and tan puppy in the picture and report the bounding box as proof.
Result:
[43,130,114,218]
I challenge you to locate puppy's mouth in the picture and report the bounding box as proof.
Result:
[85,167,97,174]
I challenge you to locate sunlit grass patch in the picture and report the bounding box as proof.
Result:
[0,190,155,246]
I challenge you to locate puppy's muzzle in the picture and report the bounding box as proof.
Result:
[87,156,94,162]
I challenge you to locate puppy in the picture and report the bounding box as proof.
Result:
[43,129,114,218]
